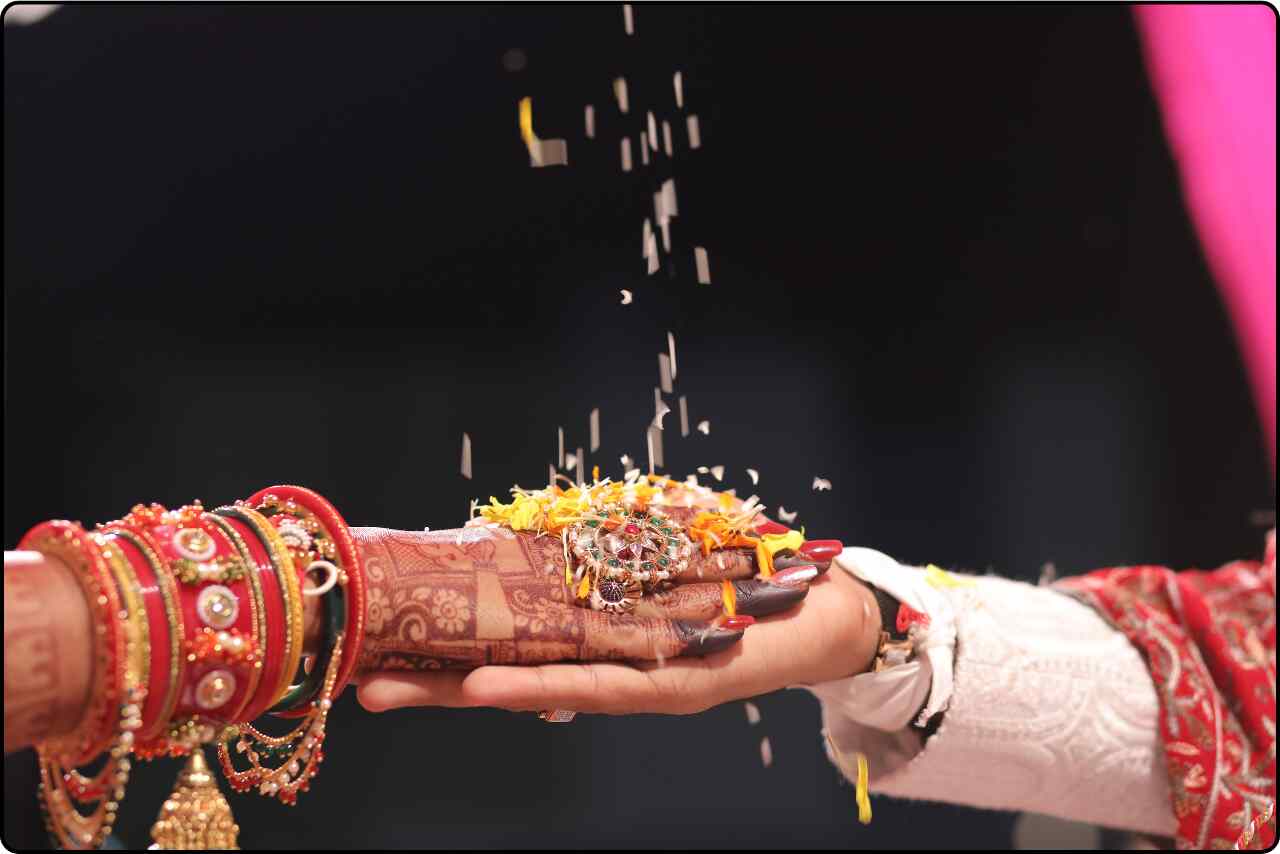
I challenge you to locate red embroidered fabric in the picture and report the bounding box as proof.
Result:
[1054,531,1277,850]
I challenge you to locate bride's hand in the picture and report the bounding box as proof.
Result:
[348,516,838,678]
[350,483,849,711]
[357,549,876,715]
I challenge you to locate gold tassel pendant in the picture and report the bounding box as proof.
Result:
[150,750,240,850]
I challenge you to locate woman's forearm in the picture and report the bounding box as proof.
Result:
[3,551,94,754]
[3,550,326,755]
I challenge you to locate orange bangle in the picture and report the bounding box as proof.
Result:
[17,521,125,767]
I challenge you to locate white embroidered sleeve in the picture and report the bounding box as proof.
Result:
[801,547,1176,837]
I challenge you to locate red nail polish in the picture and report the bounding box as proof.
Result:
[799,539,842,562]
[771,565,819,586]
[754,520,791,535]
[718,615,756,630]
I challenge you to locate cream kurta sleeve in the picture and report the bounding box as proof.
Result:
[801,547,1176,837]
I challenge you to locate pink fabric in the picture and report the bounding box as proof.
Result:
[1134,5,1276,471]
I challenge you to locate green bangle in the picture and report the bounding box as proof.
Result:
[271,582,345,714]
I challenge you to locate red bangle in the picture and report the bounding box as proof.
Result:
[247,485,366,706]
[163,516,258,723]
[189,515,265,723]
[109,504,262,726]
[17,521,125,767]
[101,529,182,743]
[205,511,288,723]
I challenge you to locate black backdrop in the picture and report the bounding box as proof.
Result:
[4,3,1273,850]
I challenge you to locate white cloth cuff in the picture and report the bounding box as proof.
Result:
[803,547,956,730]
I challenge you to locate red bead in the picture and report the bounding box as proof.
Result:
[624,523,640,535]
[896,603,930,633]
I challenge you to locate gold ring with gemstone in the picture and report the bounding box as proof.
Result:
[566,506,694,612]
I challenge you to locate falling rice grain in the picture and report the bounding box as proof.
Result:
[590,408,601,452]
[662,120,673,157]
[622,3,634,35]
[760,737,773,768]
[812,477,832,492]
[673,71,684,108]
[777,506,798,523]
[679,396,689,437]
[647,112,658,149]
[614,77,629,113]
[654,402,672,431]
[661,179,678,217]
[746,468,759,485]
[744,702,761,726]
[620,289,633,305]
[461,433,473,479]
[686,114,701,148]
[658,353,673,393]
[694,247,711,284]
[621,136,632,172]
[584,104,595,139]
[696,419,710,435]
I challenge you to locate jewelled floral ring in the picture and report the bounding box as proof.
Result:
[566,504,695,613]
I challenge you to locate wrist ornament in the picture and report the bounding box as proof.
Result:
[17,484,364,849]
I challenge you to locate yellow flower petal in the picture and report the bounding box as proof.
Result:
[756,530,804,577]
[721,579,736,617]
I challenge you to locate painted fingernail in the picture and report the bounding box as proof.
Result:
[754,520,791,535]
[799,539,843,562]
[770,565,820,586]
[718,614,756,630]
[677,621,746,656]
[773,552,818,572]
[734,579,808,615]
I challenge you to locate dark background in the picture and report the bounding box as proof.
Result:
[4,3,1273,849]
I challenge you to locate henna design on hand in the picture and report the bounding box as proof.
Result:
[351,523,744,676]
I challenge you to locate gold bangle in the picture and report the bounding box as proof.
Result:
[106,528,184,742]
[202,513,268,722]
[94,534,150,698]
[217,505,303,709]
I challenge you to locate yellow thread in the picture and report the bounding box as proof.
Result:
[924,564,975,589]
[855,752,872,824]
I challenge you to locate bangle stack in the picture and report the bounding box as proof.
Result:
[17,485,364,850]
